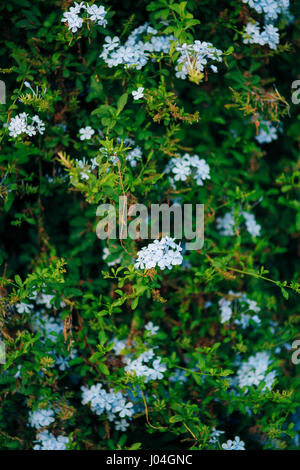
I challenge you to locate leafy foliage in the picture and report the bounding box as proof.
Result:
[0,0,300,450]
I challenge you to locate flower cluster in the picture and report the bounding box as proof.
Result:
[243,22,280,49]
[8,112,45,138]
[98,137,143,168]
[75,157,98,180]
[175,41,223,81]
[32,313,64,342]
[16,290,77,373]
[33,431,70,450]
[218,291,261,325]
[124,352,167,382]
[216,210,261,237]
[111,325,167,384]
[209,428,225,445]
[61,2,107,33]
[134,237,183,270]
[255,120,279,143]
[28,408,55,429]
[81,383,134,430]
[100,23,174,70]
[236,351,276,392]
[222,436,245,450]
[165,153,210,187]
[242,0,291,23]
[120,137,143,168]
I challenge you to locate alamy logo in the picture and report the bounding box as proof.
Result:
[0,340,6,364]
[291,80,300,105]
[0,80,5,104]
[96,197,204,250]
[291,339,300,365]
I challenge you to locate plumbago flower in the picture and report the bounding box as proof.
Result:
[235,351,276,393]
[165,153,210,188]
[209,428,225,445]
[242,0,292,23]
[28,408,55,429]
[241,1,293,50]
[7,112,45,138]
[175,41,223,82]
[123,347,167,382]
[117,137,143,167]
[79,126,95,140]
[218,291,261,325]
[97,137,143,168]
[33,431,70,450]
[61,2,107,34]
[255,120,279,144]
[145,321,159,335]
[222,436,245,450]
[132,87,144,100]
[243,22,280,50]
[134,236,183,271]
[216,210,261,237]
[15,301,33,314]
[81,383,135,430]
[100,23,175,70]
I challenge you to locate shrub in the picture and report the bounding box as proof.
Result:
[0,0,300,450]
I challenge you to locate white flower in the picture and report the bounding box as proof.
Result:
[175,40,223,80]
[132,87,144,100]
[111,338,127,355]
[243,21,279,50]
[33,431,69,450]
[114,400,134,418]
[56,350,77,371]
[79,126,95,140]
[219,298,233,323]
[32,313,64,342]
[148,358,167,380]
[7,113,45,138]
[31,115,45,134]
[222,436,245,450]
[172,160,191,182]
[165,153,210,187]
[209,427,225,445]
[61,2,107,33]
[15,302,33,314]
[217,210,261,238]
[134,237,183,271]
[115,419,130,432]
[104,36,120,51]
[236,351,276,392]
[61,10,83,34]
[216,212,235,236]
[28,408,55,429]
[242,211,261,237]
[81,383,135,420]
[145,321,159,335]
[219,291,261,325]
[242,0,291,23]
[100,23,174,70]
[85,4,107,26]
[255,120,278,144]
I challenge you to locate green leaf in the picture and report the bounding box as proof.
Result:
[116,93,128,115]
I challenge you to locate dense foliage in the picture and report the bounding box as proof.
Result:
[0,0,300,451]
